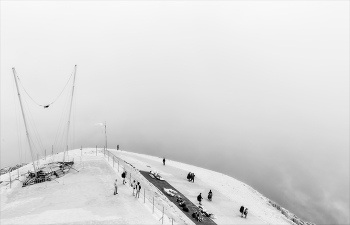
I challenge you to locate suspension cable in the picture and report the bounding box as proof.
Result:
[15,68,74,108]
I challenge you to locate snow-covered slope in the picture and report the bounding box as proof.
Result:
[0,148,315,225]
[112,150,315,225]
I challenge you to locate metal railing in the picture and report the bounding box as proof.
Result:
[104,149,191,225]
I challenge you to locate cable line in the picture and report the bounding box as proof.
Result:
[16,68,74,108]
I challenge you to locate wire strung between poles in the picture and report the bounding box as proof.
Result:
[15,67,75,108]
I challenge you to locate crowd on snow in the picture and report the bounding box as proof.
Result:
[113,158,250,223]
[114,171,142,198]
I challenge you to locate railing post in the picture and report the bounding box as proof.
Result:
[9,170,11,189]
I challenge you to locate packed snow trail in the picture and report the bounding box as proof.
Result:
[110,150,270,224]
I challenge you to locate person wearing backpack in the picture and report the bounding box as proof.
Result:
[197,193,203,205]
[136,182,141,198]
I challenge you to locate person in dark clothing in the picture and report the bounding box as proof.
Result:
[187,172,191,181]
[240,206,245,217]
[208,190,212,201]
[163,158,165,165]
[122,171,126,184]
[197,193,203,205]
[192,173,195,182]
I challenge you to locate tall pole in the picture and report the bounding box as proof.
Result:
[63,65,77,163]
[105,121,107,151]
[12,68,37,175]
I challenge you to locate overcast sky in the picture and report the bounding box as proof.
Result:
[0,1,349,224]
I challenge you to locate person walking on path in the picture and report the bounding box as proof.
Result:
[197,193,203,205]
[132,180,136,196]
[113,179,118,195]
[240,206,245,217]
[243,208,248,218]
[163,158,165,165]
[192,173,195,182]
[136,182,141,198]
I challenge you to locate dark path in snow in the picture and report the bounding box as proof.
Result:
[139,170,217,225]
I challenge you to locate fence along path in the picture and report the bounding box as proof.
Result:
[105,149,193,225]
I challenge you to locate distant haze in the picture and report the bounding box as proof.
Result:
[0,1,348,224]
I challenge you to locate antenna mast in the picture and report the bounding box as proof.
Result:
[12,68,38,175]
[105,121,107,150]
[63,65,77,162]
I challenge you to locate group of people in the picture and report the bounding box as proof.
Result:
[114,171,142,198]
[240,205,248,218]
[187,172,195,182]
[132,180,142,198]
[114,171,128,195]
[197,190,212,205]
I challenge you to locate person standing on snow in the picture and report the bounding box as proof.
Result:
[187,172,191,181]
[122,171,127,184]
[244,208,248,218]
[114,179,118,195]
[136,182,141,198]
[163,158,165,165]
[132,180,136,196]
[240,206,245,217]
[208,190,212,201]
[197,193,203,205]
[192,173,195,182]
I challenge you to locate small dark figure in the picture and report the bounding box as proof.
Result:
[122,171,127,184]
[114,179,118,195]
[192,173,195,182]
[244,208,248,218]
[163,158,165,165]
[208,190,212,201]
[187,172,191,181]
[197,193,203,205]
[117,145,119,150]
[240,205,245,217]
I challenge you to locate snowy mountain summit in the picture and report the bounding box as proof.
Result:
[0,148,315,225]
